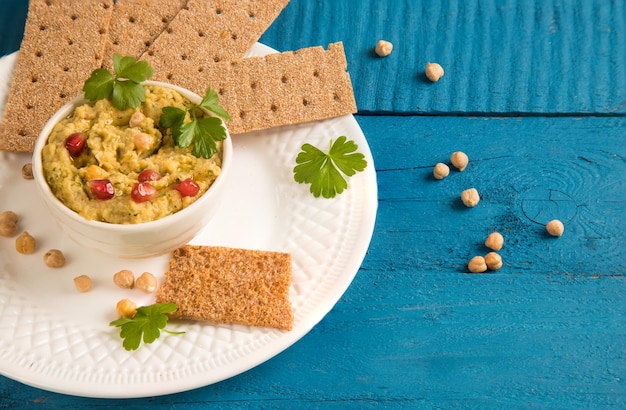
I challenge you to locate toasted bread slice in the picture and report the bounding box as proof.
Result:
[156,245,294,331]
[0,0,114,152]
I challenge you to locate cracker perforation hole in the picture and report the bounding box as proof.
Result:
[198,67,204,72]
[148,50,154,56]
[102,2,110,9]
[35,51,43,58]
[25,104,33,110]
[98,28,106,35]
[144,40,151,47]
[166,27,173,34]
[68,39,74,46]
[18,130,27,137]
[239,111,246,119]
[181,54,188,61]
[213,56,221,63]
[302,98,309,106]
[250,81,257,90]
[63,67,69,72]
[218,88,224,95]
[59,93,66,99]
[215,8,222,15]
[270,104,278,112]
[248,11,255,18]
[71,14,78,21]
[112,40,119,46]
[128,16,136,23]
[231,33,238,40]
[313,70,320,78]
[333,92,341,101]
[45,0,52,6]
[198,31,205,37]
[166,73,173,80]
[30,76,37,83]
[161,17,168,23]
[39,25,46,31]
[281,75,288,83]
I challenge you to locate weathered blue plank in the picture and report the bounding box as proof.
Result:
[260,0,626,115]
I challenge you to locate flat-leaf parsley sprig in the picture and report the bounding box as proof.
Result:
[109,303,184,351]
[83,53,154,110]
[293,136,368,198]
[159,87,231,159]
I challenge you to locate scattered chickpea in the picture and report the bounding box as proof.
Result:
[485,252,503,270]
[461,188,480,207]
[546,219,564,237]
[116,298,137,319]
[73,275,92,292]
[468,255,488,273]
[433,162,450,180]
[135,271,158,293]
[0,211,19,237]
[450,151,469,171]
[375,40,393,57]
[84,164,108,181]
[485,231,504,251]
[15,231,36,254]
[21,163,34,179]
[425,62,444,82]
[43,249,66,268]
[113,269,135,289]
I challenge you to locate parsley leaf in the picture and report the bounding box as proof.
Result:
[293,136,368,198]
[159,86,229,159]
[83,53,153,111]
[109,303,184,351]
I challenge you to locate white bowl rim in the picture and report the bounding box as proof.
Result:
[32,80,233,232]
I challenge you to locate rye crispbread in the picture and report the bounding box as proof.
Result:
[140,0,290,75]
[150,42,357,135]
[0,0,113,152]
[156,245,294,331]
[101,0,188,69]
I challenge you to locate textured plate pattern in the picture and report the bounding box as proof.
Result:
[0,45,377,398]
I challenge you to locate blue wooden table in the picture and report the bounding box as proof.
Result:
[1,0,625,408]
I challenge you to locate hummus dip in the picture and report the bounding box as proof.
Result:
[41,85,223,224]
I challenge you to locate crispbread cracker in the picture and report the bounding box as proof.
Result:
[0,0,114,152]
[156,245,294,331]
[102,0,188,68]
[140,0,290,74]
[151,42,357,135]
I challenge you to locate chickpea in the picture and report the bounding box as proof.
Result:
[468,255,487,273]
[461,188,480,207]
[15,231,36,254]
[43,249,66,268]
[113,269,135,289]
[0,211,18,237]
[433,162,450,180]
[135,272,157,293]
[485,232,504,251]
[116,298,137,319]
[485,252,503,270]
[129,111,146,128]
[21,163,33,179]
[450,151,469,171]
[425,62,444,82]
[375,40,393,57]
[546,219,564,237]
[84,164,108,181]
[73,275,92,292]
[134,132,154,151]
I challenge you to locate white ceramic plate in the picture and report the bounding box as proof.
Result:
[0,44,377,398]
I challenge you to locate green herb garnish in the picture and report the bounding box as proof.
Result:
[83,53,154,110]
[293,136,368,198]
[109,303,184,351]
[159,86,230,159]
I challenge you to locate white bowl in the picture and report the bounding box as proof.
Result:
[32,81,232,258]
